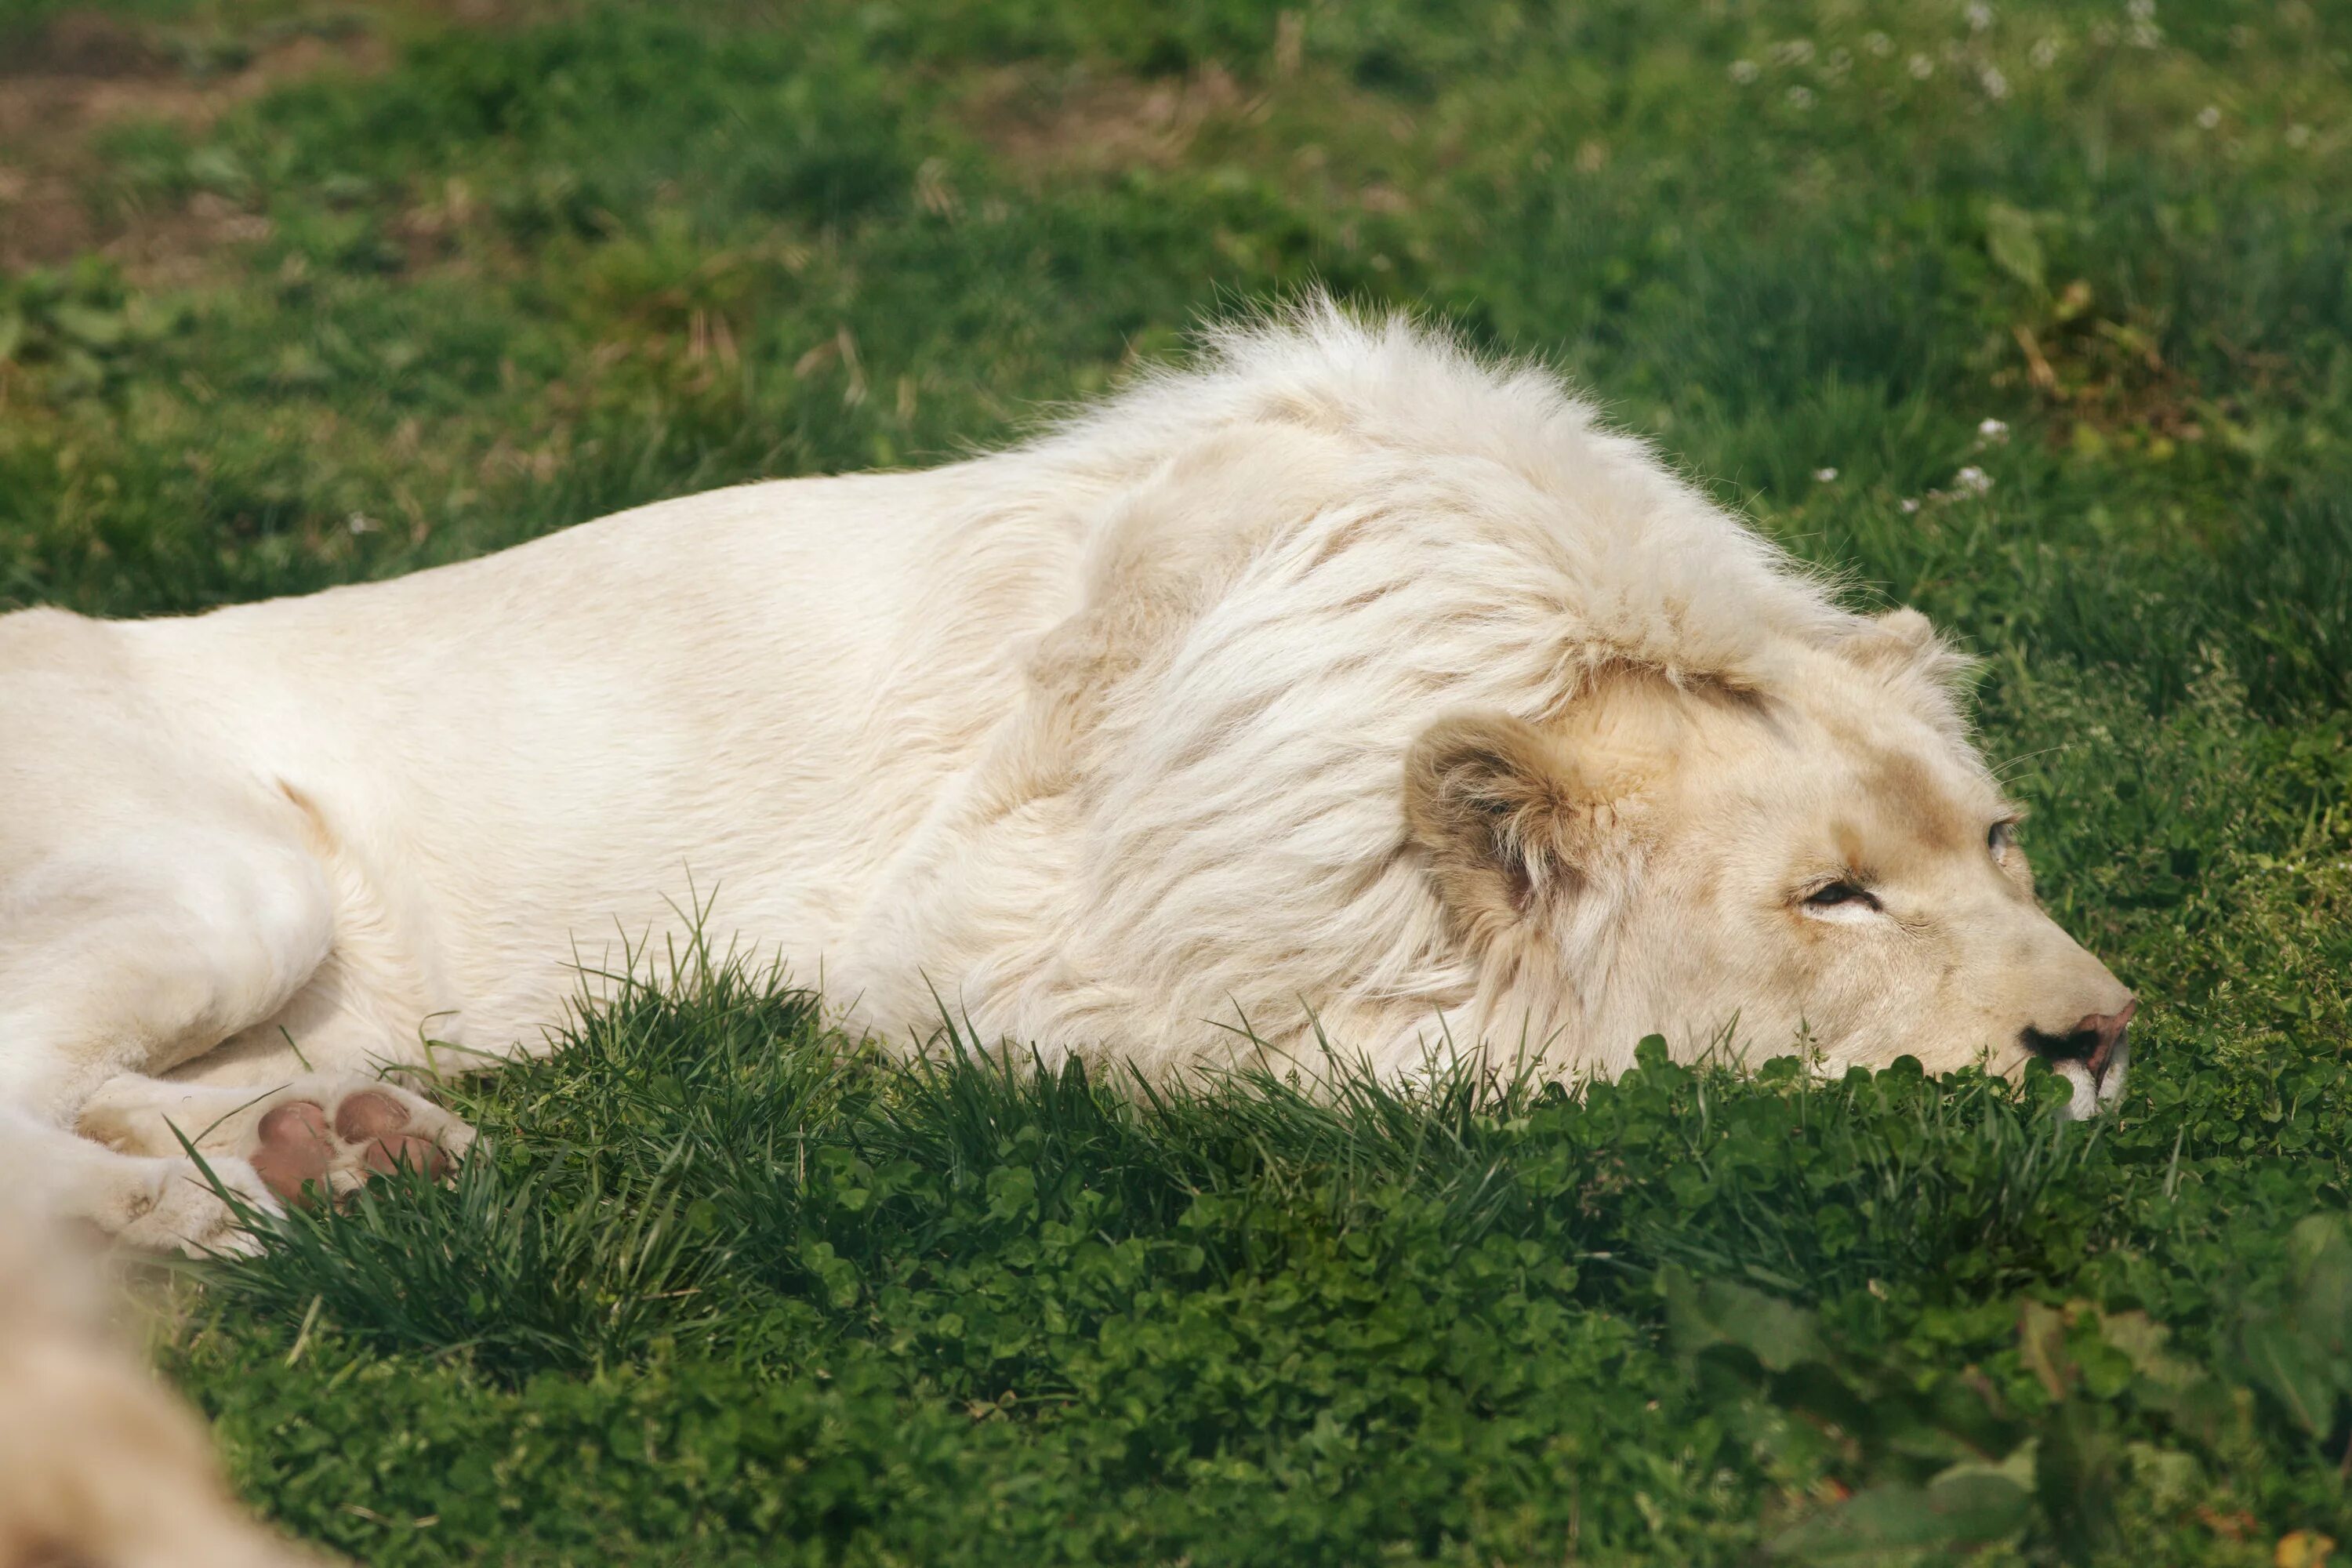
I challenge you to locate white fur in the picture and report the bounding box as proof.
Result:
[0,303,2133,1251]
[0,1164,326,1564]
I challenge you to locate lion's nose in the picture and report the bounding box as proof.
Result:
[2020,996,2137,1083]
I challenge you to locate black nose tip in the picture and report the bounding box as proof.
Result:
[2020,998,2138,1081]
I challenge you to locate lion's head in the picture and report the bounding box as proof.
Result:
[1405,608,2134,1115]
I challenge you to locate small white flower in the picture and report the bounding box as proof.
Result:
[1864,31,1893,56]
[2126,0,2155,20]
[1908,53,1935,78]
[347,513,380,535]
[1814,466,1840,483]
[2031,36,2061,68]
[1980,65,2009,98]
[1954,465,1994,495]
[2286,124,2313,148]
[2196,104,2221,129]
[1900,497,1922,514]
[1729,58,1760,83]
[1787,85,1815,108]
[1977,417,2011,444]
[1966,2,1994,32]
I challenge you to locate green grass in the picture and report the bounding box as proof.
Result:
[5,0,2351,1561]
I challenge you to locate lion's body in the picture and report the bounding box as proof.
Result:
[83,460,1073,1080]
[0,307,2133,1252]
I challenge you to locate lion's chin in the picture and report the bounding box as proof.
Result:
[2052,1044,2129,1122]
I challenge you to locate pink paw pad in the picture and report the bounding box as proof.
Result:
[250,1102,336,1203]
[248,1091,452,1206]
[335,1090,451,1183]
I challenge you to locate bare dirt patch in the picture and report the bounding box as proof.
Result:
[956,58,1429,234]
[0,10,389,275]
[961,64,1264,180]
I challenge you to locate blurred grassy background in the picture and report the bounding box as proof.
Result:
[3,1,2350,1562]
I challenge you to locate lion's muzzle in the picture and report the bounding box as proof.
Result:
[2021,996,2137,1116]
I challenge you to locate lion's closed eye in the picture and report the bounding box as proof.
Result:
[1801,879,1882,920]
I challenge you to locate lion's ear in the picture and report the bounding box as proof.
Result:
[1403,712,1599,949]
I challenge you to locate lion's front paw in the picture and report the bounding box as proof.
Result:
[245,1080,474,1207]
[112,1156,281,1258]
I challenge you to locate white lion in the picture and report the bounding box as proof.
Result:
[0,1170,326,1564]
[0,304,2134,1251]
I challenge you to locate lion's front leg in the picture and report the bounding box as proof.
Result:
[0,773,401,1250]
[0,1105,279,1258]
